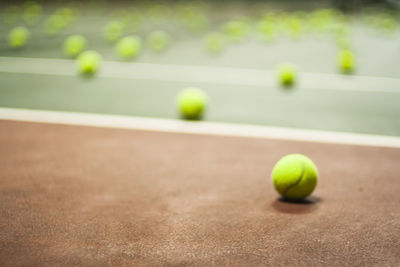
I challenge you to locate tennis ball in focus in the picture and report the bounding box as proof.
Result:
[338,49,355,73]
[116,36,142,60]
[8,26,30,48]
[177,88,208,120]
[271,154,318,201]
[277,63,297,87]
[63,35,86,58]
[147,30,170,52]
[77,50,102,75]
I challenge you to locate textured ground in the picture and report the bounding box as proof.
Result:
[0,120,399,266]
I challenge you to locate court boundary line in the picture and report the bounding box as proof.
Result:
[1,107,399,148]
[1,57,400,93]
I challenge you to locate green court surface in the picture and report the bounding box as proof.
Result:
[1,1,400,136]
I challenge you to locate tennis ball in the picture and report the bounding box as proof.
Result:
[8,26,30,48]
[63,35,86,58]
[115,36,142,60]
[77,50,102,76]
[45,15,68,35]
[338,49,355,73]
[177,88,208,120]
[23,1,42,25]
[204,32,226,53]
[104,20,125,43]
[277,63,297,87]
[147,30,170,52]
[223,20,249,42]
[256,20,276,42]
[271,154,318,200]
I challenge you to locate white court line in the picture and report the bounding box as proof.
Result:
[0,57,400,93]
[1,107,399,148]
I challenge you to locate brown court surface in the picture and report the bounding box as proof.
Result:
[0,120,399,266]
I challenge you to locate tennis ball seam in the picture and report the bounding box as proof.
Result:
[282,161,306,197]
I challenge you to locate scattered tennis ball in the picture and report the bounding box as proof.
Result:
[338,49,355,73]
[277,63,297,87]
[147,30,170,52]
[204,32,226,53]
[77,50,102,76]
[8,26,30,49]
[285,16,303,39]
[45,15,68,35]
[63,35,86,58]
[223,20,249,42]
[182,13,209,33]
[256,20,276,42]
[177,88,208,120]
[104,20,125,43]
[23,1,42,25]
[271,154,318,201]
[116,36,142,60]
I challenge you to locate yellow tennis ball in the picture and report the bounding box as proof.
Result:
[277,63,297,87]
[176,88,208,120]
[63,35,86,58]
[77,50,102,76]
[8,26,30,48]
[338,49,355,73]
[115,36,142,60]
[271,154,318,200]
[147,30,170,52]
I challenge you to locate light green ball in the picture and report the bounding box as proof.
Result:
[204,32,226,53]
[338,49,355,73]
[115,36,142,60]
[23,1,42,25]
[271,154,318,200]
[256,20,276,42]
[8,26,30,48]
[223,20,249,42]
[277,63,297,87]
[77,50,102,75]
[63,35,86,58]
[45,15,67,35]
[176,88,208,120]
[104,20,125,43]
[147,30,170,52]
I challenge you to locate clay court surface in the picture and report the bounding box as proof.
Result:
[0,119,399,266]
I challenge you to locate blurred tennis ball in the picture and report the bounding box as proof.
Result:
[45,15,68,35]
[8,26,30,49]
[23,1,42,25]
[104,20,125,43]
[338,49,355,73]
[285,16,303,39]
[77,50,102,76]
[116,36,142,60]
[204,32,226,53]
[147,30,170,52]
[176,88,208,120]
[177,4,209,33]
[277,63,297,87]
[223,20,250,42]
[63,35,86,58]
[256,20,276,42]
